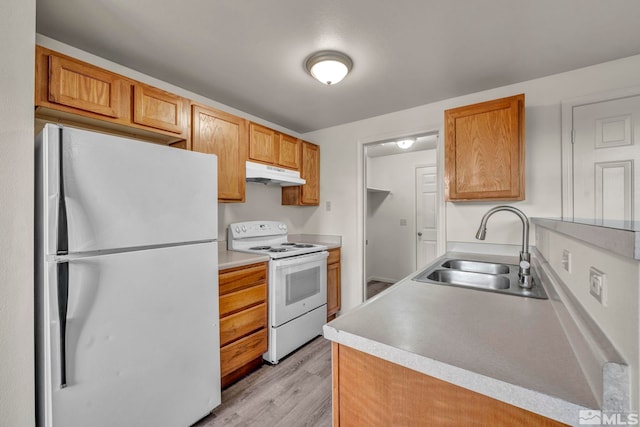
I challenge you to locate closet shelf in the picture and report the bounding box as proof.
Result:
[367,187,391,194]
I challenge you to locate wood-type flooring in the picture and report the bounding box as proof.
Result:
[194,336,332,427]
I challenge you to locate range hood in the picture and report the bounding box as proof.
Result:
[245,161,306,187]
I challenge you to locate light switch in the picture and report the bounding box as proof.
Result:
[400,219,407,226]
[325,201,331,211]
[589,267,607,306]
[561,250,572,273]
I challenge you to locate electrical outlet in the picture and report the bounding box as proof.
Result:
[400,219,407,226]
[561,249,572,273]
[589,267,607,306]
[325,201,331,211]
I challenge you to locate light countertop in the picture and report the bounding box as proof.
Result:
[218,245,269,270]
[324,251,608,425]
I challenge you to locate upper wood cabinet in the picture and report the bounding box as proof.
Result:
[133,83,189,135]
[248,122,301,171]
[35,46,189,141]
[248,123,276,164]
[282,141,320,206]
[444,94,525,201]
[191,104,248,203]
[44,51,130,120]
[277,133,301,170]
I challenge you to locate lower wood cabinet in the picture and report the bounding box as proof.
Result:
[326,248,341,321]
[332,343,567,426]
[218,262,268,387]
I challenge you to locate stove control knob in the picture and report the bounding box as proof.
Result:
[235,226,240,234]
[242,225,247,232]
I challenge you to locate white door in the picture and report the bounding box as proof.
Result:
[572,95,640,222]
[416,166,438,269]
[40,124,217,254]
[44,242,220,427]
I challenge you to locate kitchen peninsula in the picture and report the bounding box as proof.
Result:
[324,250,628,426]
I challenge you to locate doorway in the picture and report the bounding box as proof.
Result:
[363,133,439,299]
[562,87,640,224]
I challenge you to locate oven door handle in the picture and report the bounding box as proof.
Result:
[272,251,329,267]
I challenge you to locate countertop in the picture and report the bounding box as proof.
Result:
[323,251,604,425]
[218,245,269,270]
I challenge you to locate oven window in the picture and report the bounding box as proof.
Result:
[286,266,321,305]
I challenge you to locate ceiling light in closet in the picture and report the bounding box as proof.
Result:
[396,138,415,149]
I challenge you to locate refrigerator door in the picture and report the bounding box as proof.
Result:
[38,124,217,255]
[39,242,220,427]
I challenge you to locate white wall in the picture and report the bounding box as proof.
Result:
[218,183,321,240]
[536,227,639,408]
[0,1,35,425]
[366,149,436,283]
[303,53,640,314]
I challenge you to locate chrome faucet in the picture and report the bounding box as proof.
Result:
[475,205,533,288]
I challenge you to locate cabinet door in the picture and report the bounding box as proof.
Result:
[327,253,341,320]
[300,142,320,204]
[48,54,127,119]
[277,133,300,170]
[281,141,320,206]
[445,94,524,201]
[133,84,188,136]
[192,104,248,202]
[249,123,276,164]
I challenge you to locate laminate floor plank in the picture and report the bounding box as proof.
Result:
[195,336,332,427]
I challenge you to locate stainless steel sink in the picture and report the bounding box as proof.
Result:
[413,257,548,299]
[440,259,510,275]
[426,269,510,290]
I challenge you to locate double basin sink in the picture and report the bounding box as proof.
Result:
[413,258,547,299]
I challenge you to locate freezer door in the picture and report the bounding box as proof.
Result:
[38,242,220,427]
[38,124,217,254]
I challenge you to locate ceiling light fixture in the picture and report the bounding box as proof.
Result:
[396,138,415,149]
[305,51,353,85]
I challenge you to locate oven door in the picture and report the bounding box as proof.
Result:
[270,251,328,327]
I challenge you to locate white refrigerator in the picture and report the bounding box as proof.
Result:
[35,124,221,427]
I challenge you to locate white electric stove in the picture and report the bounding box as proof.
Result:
[227,221,328,364]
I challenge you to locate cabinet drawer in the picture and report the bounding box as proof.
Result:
[219,263,267,295]
[220,303,267,346]
[220,328,268,377]
[219,283,267,317]
[327,248,341,264]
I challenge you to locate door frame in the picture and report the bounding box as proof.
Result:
[561,85,640,220]
[359,129,444,302]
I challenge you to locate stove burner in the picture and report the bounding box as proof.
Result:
[281,242,297,246]
[269,248,288,253]
[294,244,314,248]
[250,246,271,250]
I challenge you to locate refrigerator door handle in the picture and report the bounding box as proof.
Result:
[57,261,69,389]
[56,130,68,255]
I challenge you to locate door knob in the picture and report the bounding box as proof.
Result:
[417,232,422,237]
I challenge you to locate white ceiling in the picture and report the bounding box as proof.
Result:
[36,0,640,134]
